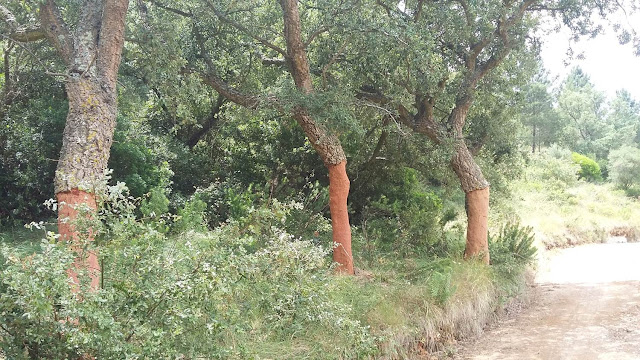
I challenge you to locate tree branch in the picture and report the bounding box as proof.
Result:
[321,36,350,87]
[304,25,330,48]
[97,0,130,86]
[187,94,226,148]
[0,5,18,30]
[205,0,286,56]
[192,24,266,109]
[146,0,192,17]
[39,0,73,65]
[0,4,45,42]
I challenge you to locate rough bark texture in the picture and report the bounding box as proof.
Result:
[281,0,347,167]
[57,189,100,290]
[280,0,353,273]
[463,187,490,264]
[328,161,354,274]
[39,0,130,292]
[450,139,490,192]
[55,78,117,193]
[451,139,490,264]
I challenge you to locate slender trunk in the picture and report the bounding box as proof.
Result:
[532,124,536,153]
[328,161,353,274]
[451,140,490,264]
[280,0,354,274]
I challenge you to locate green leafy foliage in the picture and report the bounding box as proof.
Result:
[360,167,447,255]
[489,222,537,275]
[0,185,375,359]
[571,152,602,182]
[608,145,640,196]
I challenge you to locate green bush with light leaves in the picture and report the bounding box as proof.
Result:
[0,184,375,359]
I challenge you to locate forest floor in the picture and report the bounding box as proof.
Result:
[453,241,640,360]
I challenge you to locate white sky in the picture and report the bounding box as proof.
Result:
[540,11,640,100]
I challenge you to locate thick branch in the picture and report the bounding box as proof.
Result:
[0,5,45,42]
[0,5,18,30]
[39,0,73,65]
[187,94,226,148]
[200,72,261,109]
[192,24,264,109]
[6,27,45,42]
[97,0,130,86]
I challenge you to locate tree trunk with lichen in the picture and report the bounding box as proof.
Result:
[55,77,118,289]
[39,0,129,291]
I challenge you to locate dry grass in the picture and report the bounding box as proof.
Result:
[513,181,640,249]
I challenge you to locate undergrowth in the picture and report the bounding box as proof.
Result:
[0,184,534,359]
[513,150,640,249]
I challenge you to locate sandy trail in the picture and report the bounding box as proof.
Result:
[456,242,640,360]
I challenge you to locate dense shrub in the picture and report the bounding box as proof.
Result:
[608,145,640,195]
[571,152,602,182]
[525,149,579,190]
[0,185,375,359]
[360,167,446,255]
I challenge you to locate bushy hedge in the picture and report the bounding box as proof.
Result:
[571,152,602,182]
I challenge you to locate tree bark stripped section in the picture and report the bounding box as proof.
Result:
[280,0,353,273]
[328,161,354,274]
[463,188,490,264]
[451,139,490,264]
[57,189,100,290]
[38,0,130,291]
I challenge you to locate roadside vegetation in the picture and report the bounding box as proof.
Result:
[1,0,639,358]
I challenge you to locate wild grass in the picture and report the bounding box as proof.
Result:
[514,181,640,248]
[499,150,640,249]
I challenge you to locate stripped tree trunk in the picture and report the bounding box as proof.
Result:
[448,97,491,264]
[451,139,490,264]
[281,0,353,274]
[38,0,129,290]
[196,0,354,274]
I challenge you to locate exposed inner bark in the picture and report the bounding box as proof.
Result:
[280,0,354,273]
[328,161,354,274]
[38,0,129,294]
[57,189,100,290]
[464,187,490,264]
[451,140,490,264]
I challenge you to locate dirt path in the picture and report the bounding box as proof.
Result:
[456,242,640,360]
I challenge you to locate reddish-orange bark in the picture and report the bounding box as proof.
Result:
[57,189,100,291]
[464,187,490,264]
[328,161,354,274]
